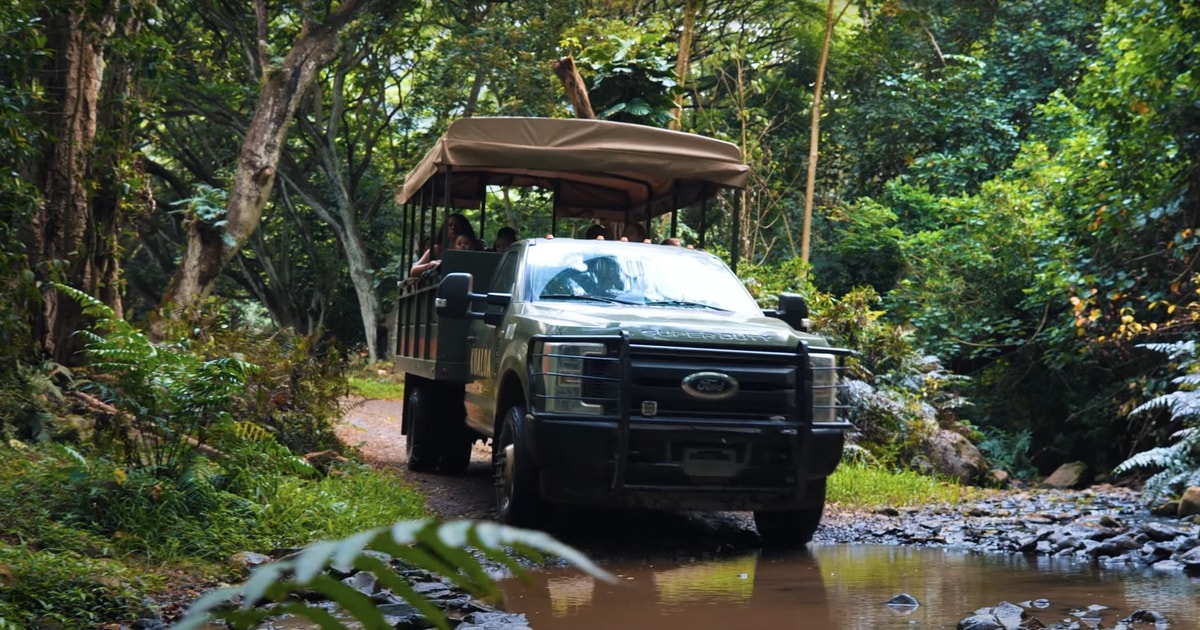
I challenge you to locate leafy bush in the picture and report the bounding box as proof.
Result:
[975,427,1037,480]
[739,258,974,470]
[60,283,258,476]
[51,449,426,564]
[1114,341,1200,503]
[0,547,157,628]
[0,439,431,625]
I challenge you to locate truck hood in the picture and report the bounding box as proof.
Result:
[513,302,823,347]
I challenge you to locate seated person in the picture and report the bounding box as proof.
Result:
[620,222,649,243]
[542,255,626,298]
[451,222,484,251]
[410,213,470,277]
[584,224,610,240]
[492,226,517,252]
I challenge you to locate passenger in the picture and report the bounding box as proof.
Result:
[620,222,649,243]
[453,233,477,251]
[661,237,682,246]
[492,226,517,252]
[584,224,610,240]
[410,212,469,277]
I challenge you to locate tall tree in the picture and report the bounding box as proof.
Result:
[799,0,850,268]
[25,1,151,364]
[160,0,399,315]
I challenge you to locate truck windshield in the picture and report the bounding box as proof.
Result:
[525,241,762,315]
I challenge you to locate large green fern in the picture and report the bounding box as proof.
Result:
[1114,340,1200,502]
[172,519,612,630]
[58,283,259,476]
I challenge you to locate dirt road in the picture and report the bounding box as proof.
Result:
[336,396,496,520]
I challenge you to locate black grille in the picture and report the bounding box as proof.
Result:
[627,343,799,421]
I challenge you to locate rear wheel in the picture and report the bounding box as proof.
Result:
[437,391,473,475]
[493,406,550,526]
[404,379,439,473]
[754,479,827,548]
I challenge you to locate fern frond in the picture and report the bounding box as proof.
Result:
[1113,445,1186,475]
[1138,340,1196,360]
[233,422,272,443]
[1132,390,1200,419]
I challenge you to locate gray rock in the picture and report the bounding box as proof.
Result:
[1176,545,1200,572]
[1141,521,1180,542]
[985,469,1011,488]
[1179,485,1200,517]
[459,611,533,629]
[925,429,989,485]
[958,614,1005,630]
[228,551,272,578]
[1041,462,1088,489]
[1122,609,1169,624]
[1151,558,1185,572]
[992,601,1026,628]
[342,570,377,595]
[885,593,920,608]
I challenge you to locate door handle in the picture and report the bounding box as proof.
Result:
[466,336,477,344]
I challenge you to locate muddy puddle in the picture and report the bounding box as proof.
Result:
[496,545,1200,629]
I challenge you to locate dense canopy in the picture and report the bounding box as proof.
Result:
[1,0,1197,491]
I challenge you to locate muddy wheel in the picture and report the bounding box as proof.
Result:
[404,379,439,472]
[493,406,549,526]
[437,393,473,475]
[754,479,827,548]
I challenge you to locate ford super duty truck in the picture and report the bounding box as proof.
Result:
[393,117,851,546]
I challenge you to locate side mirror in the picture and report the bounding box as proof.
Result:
[774,293,811,332]
[436,273,512,325]
[436,273,479,319]
[481,293,512,326]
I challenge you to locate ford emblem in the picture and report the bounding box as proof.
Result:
[681,371,739,401]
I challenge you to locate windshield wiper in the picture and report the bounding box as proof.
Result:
[643,299,731,312]
[539,294,639,305]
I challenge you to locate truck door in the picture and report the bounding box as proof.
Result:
[464,248,520,436]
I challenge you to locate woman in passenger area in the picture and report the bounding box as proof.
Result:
[409,213,470,277]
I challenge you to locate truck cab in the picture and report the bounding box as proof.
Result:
[393,117,850,546]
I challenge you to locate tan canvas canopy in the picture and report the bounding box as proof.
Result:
[396,117,750,223]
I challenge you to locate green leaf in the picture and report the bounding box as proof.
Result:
[309,574,391,628]
[294,539,340,583]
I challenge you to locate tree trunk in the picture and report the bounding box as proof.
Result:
[670,0,701,131]
[29,6,114,364]
[160,0,381,315]
[800,0,849,269]
[552,56,595,119]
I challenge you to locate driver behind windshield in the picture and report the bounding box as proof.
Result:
[541,255,626,298]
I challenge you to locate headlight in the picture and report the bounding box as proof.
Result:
[809,352,839,423]
[536,342,608,415]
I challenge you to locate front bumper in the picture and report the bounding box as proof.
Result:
[526,413,846,511]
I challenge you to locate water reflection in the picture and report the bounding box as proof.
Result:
[498,546,1200,630]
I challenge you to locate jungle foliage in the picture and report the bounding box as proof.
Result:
[1,0,1199,624]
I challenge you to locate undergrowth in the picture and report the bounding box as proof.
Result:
[828,462,969,508]
[347,363,405,400]
[0,290,425,627]
[0,442,427,627]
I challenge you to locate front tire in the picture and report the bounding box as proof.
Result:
[493,406,550,526]
[754,478,827,548]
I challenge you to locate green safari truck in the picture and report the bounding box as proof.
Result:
[393,117,851,546]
